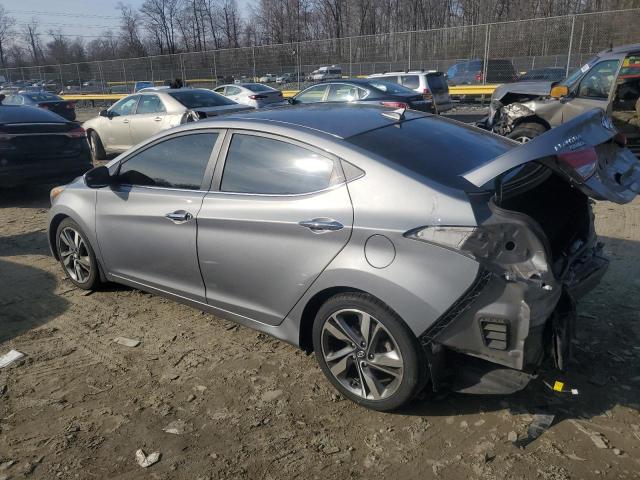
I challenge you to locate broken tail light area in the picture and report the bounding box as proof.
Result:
[404,221,555,291]
[557,148,597,180]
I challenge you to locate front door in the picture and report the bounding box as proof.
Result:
[104,95,139,152]
[197,131,353,325]
[96,130,223,302]
[562,59,621,122]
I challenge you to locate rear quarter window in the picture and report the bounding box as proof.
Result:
[169,90,237,108]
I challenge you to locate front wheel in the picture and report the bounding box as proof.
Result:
[89,130,106,161]
[312,292,426,411]
[507,122,548,143]
[56,218,100,290]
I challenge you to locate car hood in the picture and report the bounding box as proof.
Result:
[491,81,556,102]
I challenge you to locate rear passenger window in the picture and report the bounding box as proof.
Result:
[221,134,340,194]
[136,95,165,114]
[118,133,217,190]
[401,75,420,89]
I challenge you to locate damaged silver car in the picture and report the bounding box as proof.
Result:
[48,105,639,411]
[481,44,640,159]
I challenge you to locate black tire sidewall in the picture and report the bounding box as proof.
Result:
[56,218,99,290]
[312,292,425,411]
[507,122,547,142]
[89,131,106,161]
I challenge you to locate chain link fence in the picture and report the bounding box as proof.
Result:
[3,8,640,92]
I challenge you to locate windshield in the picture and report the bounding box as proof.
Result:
[561,57,598,89]
[169,89,237,108]
[368,80,416,94]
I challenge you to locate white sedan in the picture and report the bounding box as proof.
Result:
[213,83,288,109]
[83,88,253,160]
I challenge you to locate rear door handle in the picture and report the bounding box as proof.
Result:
[153,116,162,122]
[165,210,193,224]
[122,119,130,124]
[299,218,344,232]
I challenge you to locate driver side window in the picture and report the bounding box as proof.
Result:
[295,85,328,103]
[578,60,620,99]
[110,96,139,116]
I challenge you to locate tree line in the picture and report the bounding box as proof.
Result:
[0,0,636,69]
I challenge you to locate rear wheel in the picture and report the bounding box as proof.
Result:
[56,218,100,290]
[312,292,425,411]
[507,122,548,143]
[89,130,106,161]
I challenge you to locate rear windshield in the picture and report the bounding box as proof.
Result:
[245,83,272,92]
[368,80,415,95]
[26,92,61,102]
[169,89,237,107]
[346,117,514,190]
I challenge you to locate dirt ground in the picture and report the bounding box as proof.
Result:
[1,181,640,478]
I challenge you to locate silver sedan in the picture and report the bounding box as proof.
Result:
[83,88,253,160]
[48,105,639,411]
[213,83,287,109]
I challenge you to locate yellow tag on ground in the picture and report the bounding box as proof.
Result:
[553,381,564,392]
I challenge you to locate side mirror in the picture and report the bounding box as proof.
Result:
[550,85,569,98]
[287,97,296,105]
[99,109,111,118]
[85,165,113,188]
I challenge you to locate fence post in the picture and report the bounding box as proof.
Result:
[58,65,63,89]
[349,36,352,77]
[408,31,412,70]
[482,23,490,85]
[566,15,576,76]
[180,54,186,82]
[252,46,256,81]
[150,57,154,83]
[122,60,127,87]
[76,64,82,91]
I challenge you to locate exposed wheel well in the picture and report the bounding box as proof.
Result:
[48,214,69,260]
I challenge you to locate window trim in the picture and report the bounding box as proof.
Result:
[113,128,227,192]
[134,94,166,115]
[210,129,346,197]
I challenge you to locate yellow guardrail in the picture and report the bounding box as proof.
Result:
[62,84,500,103]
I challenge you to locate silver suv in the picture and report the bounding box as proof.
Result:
[369,70,453,112]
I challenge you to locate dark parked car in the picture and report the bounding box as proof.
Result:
[517,67,566,82]
[0,105,93,188]
[290,79,434,112]
[446,59,517,85]
[3,91,77,121]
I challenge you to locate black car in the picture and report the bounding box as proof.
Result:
[3,91,77,121]
[289,79,433,112]
[517,67,566,82]
[0,106,93,188]
[446,59,517,85]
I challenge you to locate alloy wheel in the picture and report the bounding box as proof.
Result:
[59,227,92,283]
[513,136,531,143]
[321,309,404,400]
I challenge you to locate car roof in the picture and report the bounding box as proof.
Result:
[202,103,427,139]
[601,43,640,55]
[370,70,437,76]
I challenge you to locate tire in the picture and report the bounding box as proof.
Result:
[55,218,100,290]
[89,130,107,161]
[312,292,426,411]
[507,122,548,143]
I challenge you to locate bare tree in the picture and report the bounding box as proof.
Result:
[22,18,44,64]
[0,5,14,68]
[119,3,147,57]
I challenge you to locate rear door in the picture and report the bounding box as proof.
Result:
[463,109,640,204]
[129,94,168,145]
[96,130,224,301]
[197,131,353,326]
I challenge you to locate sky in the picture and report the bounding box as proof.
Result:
[5,0,252,40]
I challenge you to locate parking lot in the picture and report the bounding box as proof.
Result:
[1,138,640,478]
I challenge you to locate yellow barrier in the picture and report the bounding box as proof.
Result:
[62,84,500,103]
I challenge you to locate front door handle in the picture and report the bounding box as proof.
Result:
[122,119,130,124]
[165,210,193,224]
[299,218,344,232]
[153,116,163,122]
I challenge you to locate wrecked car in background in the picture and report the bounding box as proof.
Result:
[480,44,640,159]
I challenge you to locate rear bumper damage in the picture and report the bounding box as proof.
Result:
[421,212,609,395]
